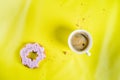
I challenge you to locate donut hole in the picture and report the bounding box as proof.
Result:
[27,51,38,61]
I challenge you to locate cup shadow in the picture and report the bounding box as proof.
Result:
[53,24,74,47]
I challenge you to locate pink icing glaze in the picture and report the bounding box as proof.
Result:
[20,43,45,68]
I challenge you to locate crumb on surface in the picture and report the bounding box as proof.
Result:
[63,51,67,55]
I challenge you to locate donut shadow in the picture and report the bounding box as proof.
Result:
[14,42,28,65]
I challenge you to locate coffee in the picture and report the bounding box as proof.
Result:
[71,32,89,51]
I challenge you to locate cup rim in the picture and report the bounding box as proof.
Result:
[68,30,92,54]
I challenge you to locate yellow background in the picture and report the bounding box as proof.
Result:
[0,0,120,80]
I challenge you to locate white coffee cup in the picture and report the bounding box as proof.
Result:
[68,30,92,56]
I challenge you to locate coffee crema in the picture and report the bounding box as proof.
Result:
[71,32,89,51]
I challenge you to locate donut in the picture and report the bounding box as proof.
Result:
[20,43,45,69]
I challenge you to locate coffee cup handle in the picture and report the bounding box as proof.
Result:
[86,51,91,56]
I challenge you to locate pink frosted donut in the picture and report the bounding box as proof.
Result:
[20,43,45,68]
